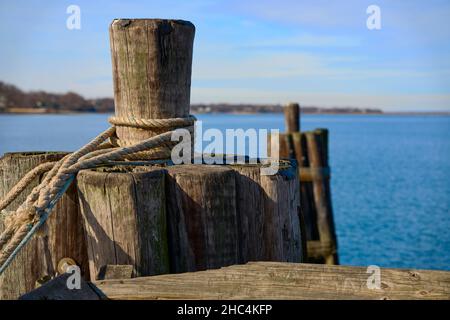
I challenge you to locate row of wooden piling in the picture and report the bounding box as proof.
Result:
[0,110,338,299]
[0,152,302,299]
[276,103,338,264]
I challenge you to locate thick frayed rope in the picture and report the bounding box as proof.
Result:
[109,115,196,129]
[0,161,56,213]
[0,115,195,273]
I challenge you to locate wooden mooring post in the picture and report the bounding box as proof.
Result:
[0,152,89,299]
[76,19,303,281]
[272,103,338,264]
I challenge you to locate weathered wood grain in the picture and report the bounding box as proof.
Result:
[0,152,89,299]
[92,261,450,300]
[97,265,134,280]
[165,165,239,273]
[232,165,265,263]
[233,164,302,263]
[77,167,169,280]
[110,19,195,147]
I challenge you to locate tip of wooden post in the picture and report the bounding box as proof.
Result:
[286,102,300,108]
[110,18,195,30]
[284,103,300,133]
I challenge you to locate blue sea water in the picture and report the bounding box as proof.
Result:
[0,113,449,270]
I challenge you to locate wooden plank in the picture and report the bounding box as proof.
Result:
[92,262,450,300]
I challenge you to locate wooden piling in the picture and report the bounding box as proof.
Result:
[77,162,303,278]
[284,102,300,133]
[77,167,169,280]
[271,104,339,264]
[75,19,196,279]
[305,130,338,264]
[233,165,302,263]
[75,19,303,281]
[165,165,239,273]
[165,162,303,273]
[109,19,195,149]
[0,152,88,299]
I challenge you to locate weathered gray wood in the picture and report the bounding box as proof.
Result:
[20,273,100,300]
[233,164,302,263]
[77,167,169,280]
[77,18,304,282]
[97,265,134,280]
[92,261,450,300]
[232,166,265,263]
[110,19,195,148]
[0,152,89,299]
[165,165,239,273]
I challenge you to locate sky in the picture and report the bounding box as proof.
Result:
[0,0,449,111]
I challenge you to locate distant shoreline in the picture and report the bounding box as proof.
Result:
[1,109,449,116]
[2,81,449,116]
[4,80,449,116]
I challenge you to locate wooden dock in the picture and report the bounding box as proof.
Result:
[21,262,450,300]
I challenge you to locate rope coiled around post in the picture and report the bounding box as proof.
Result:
[0,115,196,274]
[108,115,195,159]
[109,115,196,129]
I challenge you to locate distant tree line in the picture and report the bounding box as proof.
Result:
[0,81,382,114]
[190,104,382,114]
[0,81,114,113]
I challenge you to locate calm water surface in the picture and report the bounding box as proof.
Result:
[1,113,449,270]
